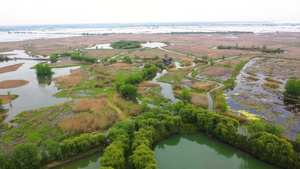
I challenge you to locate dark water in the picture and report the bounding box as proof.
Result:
[153,133,281,169]
[54,152,103,169]
[0,50,80,122]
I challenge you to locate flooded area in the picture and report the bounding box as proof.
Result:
[0,50,80,122]
[226,57,300,139]
[85,44,113,50]
[154,133,280,169]
[141,42,167,48]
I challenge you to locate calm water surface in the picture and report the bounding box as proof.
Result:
[153,133,281,169]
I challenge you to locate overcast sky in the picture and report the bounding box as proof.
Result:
[0,0,299,25]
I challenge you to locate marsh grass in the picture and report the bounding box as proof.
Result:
[262,82,280,89]
[191,92,208,109]
[264,77,282,84]
[114,97,143,116]
[60,98,119,134]
[191,82,215,92]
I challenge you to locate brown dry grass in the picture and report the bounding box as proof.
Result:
[137,81,159,92]
[59,98,119,134]
[49,57,80,67]
[216,57,251,67]
[191,92,208,109]
[0,63,24,74]
[204,66,232,77]
[191,82,215,92]
[0,80,29,89]
[109,63,132,70]
[262,82,280,89]
[54,76,82,84]
[0,95,16,104]
[2,33,300,60]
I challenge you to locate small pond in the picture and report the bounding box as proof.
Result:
[153,133,281,169]
[141,42,167,48]
[85,44,113,50]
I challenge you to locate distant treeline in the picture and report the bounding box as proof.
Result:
[170,31,253,34]
[217,44,284,53]
[50,52,97,63]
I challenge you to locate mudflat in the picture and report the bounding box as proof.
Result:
[0,63,24,74]
[0,80,29,89]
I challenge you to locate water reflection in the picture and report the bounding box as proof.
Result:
[153,133,280,169]
[54,151,103,169]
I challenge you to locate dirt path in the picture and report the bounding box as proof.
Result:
[111,91,126,120]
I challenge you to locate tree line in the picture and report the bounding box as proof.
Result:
[0,133,107,169]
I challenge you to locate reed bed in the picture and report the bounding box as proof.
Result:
[191,82,215,92]
[191,92,208,109]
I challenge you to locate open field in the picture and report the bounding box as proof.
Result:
[0,63,24,74]
[1,33,300,61]
[0,80,29,89]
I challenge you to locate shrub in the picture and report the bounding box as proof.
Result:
[285,79,300,97]
[36,63,52,76]
[12,143,41,169]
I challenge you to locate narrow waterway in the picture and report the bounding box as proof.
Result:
[150,69,179,103]
[154,133,281,169]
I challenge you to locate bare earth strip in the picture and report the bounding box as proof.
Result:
[0,95,17,104]
[0,80,29,89]
[0,63,24,74]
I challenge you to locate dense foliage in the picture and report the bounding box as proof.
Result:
[285,79,300,97]
[0,133,107,169]
[124,56,132,64]
[116,62,157,99]
[70,53,97,63]
[36,63,52,76]
[111,41,141,49]
[50,53,58,62]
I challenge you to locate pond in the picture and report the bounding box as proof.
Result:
[141,42,167,48]
[153,133,281,169]
[85,44,113,50]
[54,152,103,169]
[0,50,80,122]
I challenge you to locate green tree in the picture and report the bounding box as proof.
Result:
[257,45,261,50]
[181,87,191,102]
[41,139,62,162]
[141,99,149,112]
[209,58,215,65]
[36,63,52,76]
[109,58,117,63]
[235,43,239,49]
[296,134,300,142]
[124,56,132,64]
[157,63,163,70]
[202,55,208,60]
[154,56,159,60]
[164,53,168,58]
[262,44,267,50]
[12,143,41,169]
[285,79,300,97]
[222,55,225,60]
[50,53,58,62]
[130,144,157,169]
[119,84,138,99]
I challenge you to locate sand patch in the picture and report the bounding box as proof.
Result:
[0,63,24,74]
[0,80,29,89]
[0,95,18,104]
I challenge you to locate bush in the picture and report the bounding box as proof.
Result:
[70,53,97,63]
[285,79,300,97]
[50,53,58,62]
[12,143,41,169]
[41,139,62,162]
[109,58,117,63]
[119,84,138,99]
[36,63,52,76]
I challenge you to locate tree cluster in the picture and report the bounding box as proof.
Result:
[36,63,52,76]
[0,133,107,169]
[70,53,97,63]
[285,79,300,97]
